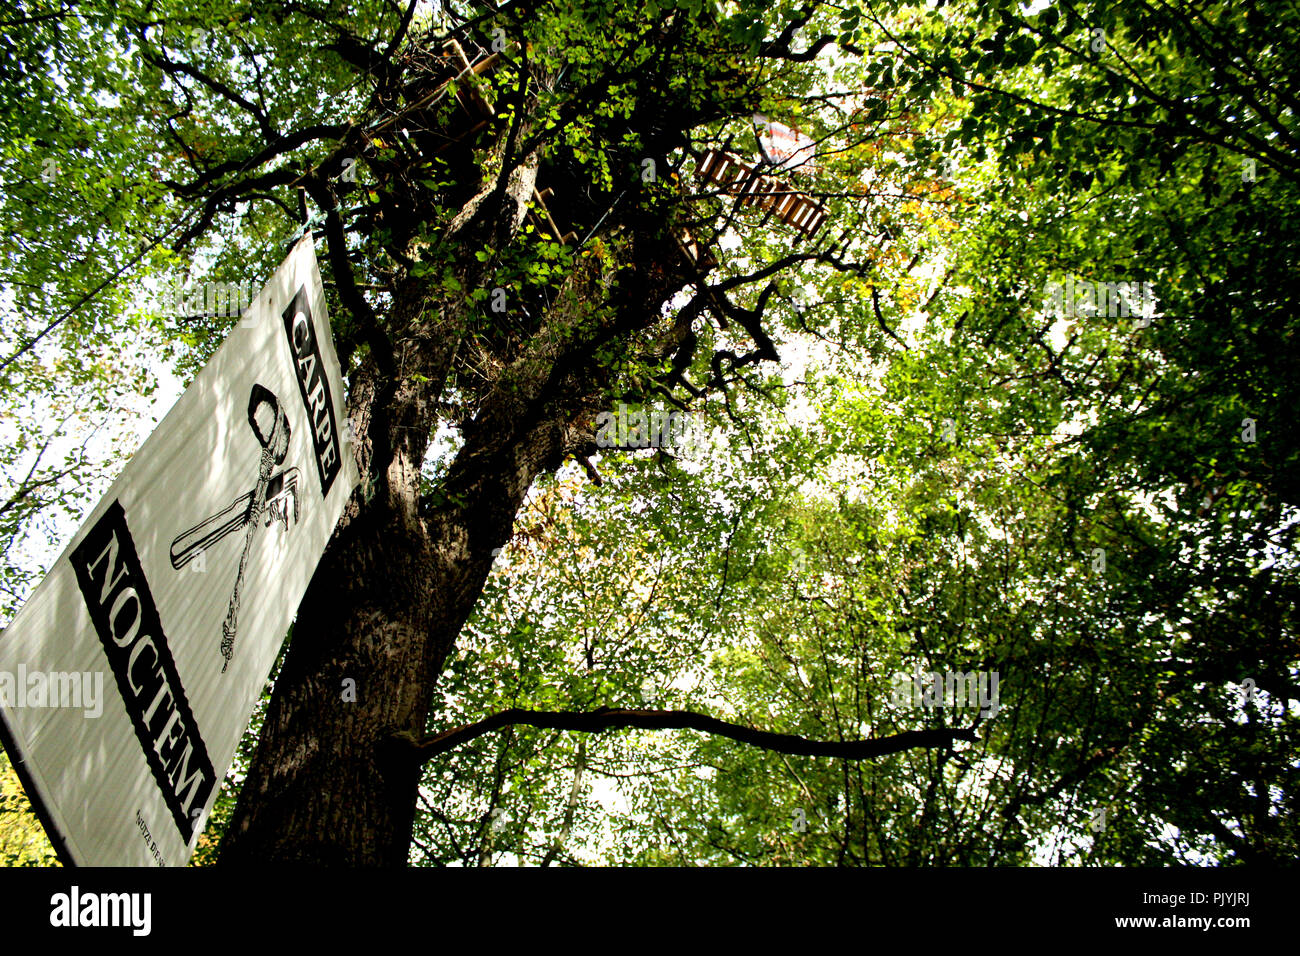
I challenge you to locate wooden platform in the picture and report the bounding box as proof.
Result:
[530,186,577,246]
[440,40,500,122]
[369,39,503,148]
[696,149,827,241]
[439,43,576,246]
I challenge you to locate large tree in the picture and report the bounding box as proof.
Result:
[2,0,1295,866]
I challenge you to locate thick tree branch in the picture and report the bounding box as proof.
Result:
[302,177,393,374]
[404,706,978,764]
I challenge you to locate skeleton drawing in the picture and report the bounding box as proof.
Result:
[170,384,300,672]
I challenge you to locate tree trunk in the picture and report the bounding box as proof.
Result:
[221,181,692,863]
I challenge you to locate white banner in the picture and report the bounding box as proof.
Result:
[754,114,817,172]
[0,234,357,866]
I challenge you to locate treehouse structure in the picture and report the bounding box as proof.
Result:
[351,35,828,285]
[364,39,578,247]
[695,148,828,242]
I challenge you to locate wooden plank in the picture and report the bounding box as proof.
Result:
[696,147,828,240]
[443,40,473,73]
[675,226,717,272]
[530,186,573,245]
[697,150,723,182]
[473,51,503,75]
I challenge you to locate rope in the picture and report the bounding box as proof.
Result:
[220,394,289,672]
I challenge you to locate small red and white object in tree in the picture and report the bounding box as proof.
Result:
[753,114,817,173]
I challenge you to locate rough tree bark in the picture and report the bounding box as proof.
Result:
[220,78,697,860]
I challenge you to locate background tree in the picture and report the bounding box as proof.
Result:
[1,0,1294,866]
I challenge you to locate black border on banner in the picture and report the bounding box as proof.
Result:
[0,705,77,867]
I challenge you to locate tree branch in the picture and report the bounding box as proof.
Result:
[404,706,977,764]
